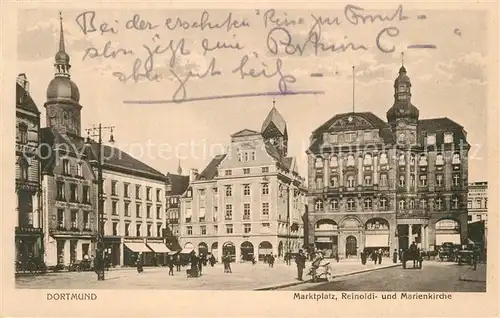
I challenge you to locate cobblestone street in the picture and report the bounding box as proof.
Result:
[16,259,396,290]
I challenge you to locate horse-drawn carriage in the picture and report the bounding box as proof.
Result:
[401,248,423,269]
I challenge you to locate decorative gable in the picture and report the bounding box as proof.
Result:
[328,115,373,131]
[231,129,260,137]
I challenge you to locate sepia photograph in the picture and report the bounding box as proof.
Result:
[2,1,498,316]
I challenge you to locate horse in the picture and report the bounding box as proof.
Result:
[401,248,423,269]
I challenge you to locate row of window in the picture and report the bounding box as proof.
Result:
[62,159,84,178]
[237,150,256,162]
[314,196,463,211]
[314,152,461,169]
[324,131,456,145]
[56,182,91,204]
[315,172,462,189]
[185,202,271,223]
[108,180,162,201]
[107,201,164,219]
[185,223,272,235]
[56,209,91,230]
[109,221,163,237]
[468,198,488,209]
[17,123,29,144]
[224,166,270,176]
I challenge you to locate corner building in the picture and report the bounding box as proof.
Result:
[307,64,469,258]
[179,105,307,262]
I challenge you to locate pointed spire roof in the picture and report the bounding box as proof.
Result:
[177,159,183,175]
[54,12,71,73]
[261,98,287,136]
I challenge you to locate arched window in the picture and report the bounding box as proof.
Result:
[364,198,372,209]
[315,200,323,211]
[330,155,338,167]
[315,157,324,168]
[398,200,405,210]
[419,154,428,166]
[379,152,388,165]
[410,153,416,165]
[436,153,444,166]
[420,199,427,209]
[363,153,372,166]
[18,123,28,144]
[398,153,405,166]
[346,154,355,167]
[379,197,388,210]
[346,175,356,188]
[452,196,460,209]
[452,153,461,165]
[19,158,29,181]
[346,198,356,211]
[435,197,443,210]
[330,199,339,210]
[399,175,405,186]
[409,199,415,209]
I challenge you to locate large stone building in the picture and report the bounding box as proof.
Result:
[179,105,307,262]
[165,170,190,250]
[40,15,98,266]
[467,181,487,223]
[15,74,43,262]
[306,64,469,258]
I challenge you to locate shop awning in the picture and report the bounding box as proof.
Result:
[124,242,152,253]
[147,243,171,253]
[180,247,194,254]
[365,234,389,247]
[436,234,461,245]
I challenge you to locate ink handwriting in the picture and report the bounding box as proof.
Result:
[170,58,222,102]
[164,11,250,32]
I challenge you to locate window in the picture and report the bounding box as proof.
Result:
[187,226,193,235]
[444,132,453,144]
[485,199,487,209]
[112,222,119,236]
[83,185,90,204]
[315,200,323,211]
[410,174,415,187]
[213,225,218,234]
[452,174,461,186]
[316,178,323,189]
[364,175,372,186]
[468,215,472,222]
[435,154,444,166]
[71,210,78,229]
[156,206,161,219]
[475,199,481,209]
[452,197,460,209]
[146,205,152,218]
[435,197,443,210]
[112,201,118,215]
[146,187,152,201]
[410,154,416,165]
[330,155,338,167]
[136,203,141,217]
[225,204,233,220]
[399,175,405,187]
[76,163,83,177]
[346,199,356,211]
[399,200,405,210]
[345,132,357,143]
[409,199,415,209]
[262,183,269,195]
[243,184,251,196]
[225,185,232,197]
[244,224,251,233]
[363,131,372,141]
[243,168,250,175]
[346,154,355,167]
[243,203,250,220]
[379,153,388,165]
[419,175,427,186]
[147,224,152,237]
[419,154,428,166]
[346,175,355,188]
[19,158,29,181]
[135,185,141,199]
[330,175,338,187]
[200,225,207,235]
[226,224,233,234]
[124,183,130,198]
[427,134,436,145]
[224,170,232,176]
[452,153,461,164]
[467,200,472,209]
[124,202,130,216]
[83,212,89,229]
[57,209,65,228]
[379,197,388,210]
[262,203,269,216]
[364,198,372,209]
[398,154,405,166]
[136,223,142,236]
[70,184,78,202]
[157,224,162,237]
[261,167,269,173]
[420,199,427,209]
[18,124,28,144]
[436,174,444,187]
[363,154,372,166]
[125,223,130,236]
[63,159,70,175]
[315,157,324,169]
[379,173,388,186]
[56,181,65,200]
[111,181,117,196]
[156,189,161,201]
[330,199,339,210]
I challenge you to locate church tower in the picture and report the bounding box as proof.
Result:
[44,12,82,136]
[386,56,419,146]
[261,99,288,157]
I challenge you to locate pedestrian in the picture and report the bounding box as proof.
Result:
[210,254,216,267]
[360,250,366,265]
[198,255,203,276]
[252,255,256,265]
[335,252,339,263]
[399,249,403,263]
[269,254,275,268]
[175,254,181,272]
[226,254,232,273]
[189,252,199,278]
[371,251,377,264]
[168,256,174,276]
[295,249,307,281]
[136,252,144,273]
[392,249,398,264]
[377,248,383,265]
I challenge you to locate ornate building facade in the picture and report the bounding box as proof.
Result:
[307,64,469,258]
[15,73,43,262]
[179,105,307,262]
[165,172,190,251]
[40,15,98,266]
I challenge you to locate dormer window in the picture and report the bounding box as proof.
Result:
[315,157,324,169]
[346,154,355,167]
[444,132,453,144]
[363,153,372,166]
[436,153,444,166]
[427,134,436,145]
[419,154,428,166]
[379,153,388,165]
[329,155,338,168]
[452,153,461,165]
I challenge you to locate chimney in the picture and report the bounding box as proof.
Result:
[16,73,29,94]
[189,168,199,182]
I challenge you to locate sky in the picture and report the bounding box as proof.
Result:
[17,7,490,182]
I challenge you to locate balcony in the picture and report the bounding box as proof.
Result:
[397,209,428,218]
[15,226,42,235]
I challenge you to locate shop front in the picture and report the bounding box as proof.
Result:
[146,239,170,266]
[314,219,339,258]
[435,219,461,246]
[364,218,390,255]
[15,227,43,262]
[103,237,121,267]
[123,239,153,266]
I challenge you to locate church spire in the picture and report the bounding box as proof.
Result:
[54,12,71,78]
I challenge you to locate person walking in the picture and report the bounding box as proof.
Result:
[269,254,275,268]
[175,254,181,272]
[168,256,174,276]
[392,249,398,264]
[295,249,307,281]
[198,255,203,276]
[136,252,144,273]
[377,248,383,265]
[189,252,199,278]
[360,250,366,265]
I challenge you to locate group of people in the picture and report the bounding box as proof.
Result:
[360,248,384,265]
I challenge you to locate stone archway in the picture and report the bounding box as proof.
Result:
[365,218,390,254]
[435,218,461,245]
[211,242,218,257]
[198,242,208,256]
[240,241,254,262]
[346,236,357,256]
[258,241,273,261]
[222,242,236,262]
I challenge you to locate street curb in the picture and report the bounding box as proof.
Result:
[254,263,401,291]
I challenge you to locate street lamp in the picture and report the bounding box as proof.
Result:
[85,124,115,281]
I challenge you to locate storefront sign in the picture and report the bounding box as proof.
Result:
[15,227,42,235]
[365,234,389,247]
[315,237,332,243]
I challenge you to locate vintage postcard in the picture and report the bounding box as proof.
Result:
[1,0,499,317]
